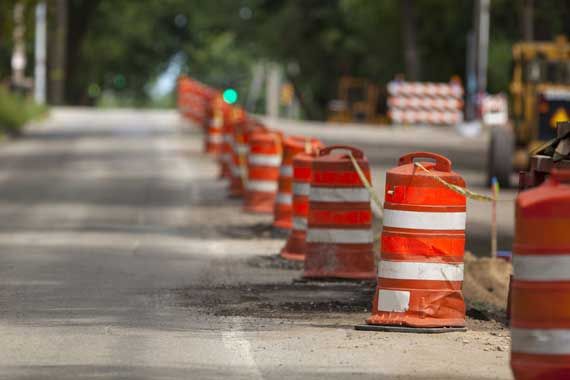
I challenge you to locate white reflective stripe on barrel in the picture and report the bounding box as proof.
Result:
[280,165,293,177]
[378,260,464,281]
[512,328,570,355]
[248,154,282,167]
[513,254,570,281]
[307,228,373,244]
[208,134,224,143]
[309,187,369,203]
[237,144,249,154]
[223,135,233,143]
[293,183,310,196]
[276,193,292,205]
[246,180,278,192]
[293,217,307,231]
[383,209,466,230]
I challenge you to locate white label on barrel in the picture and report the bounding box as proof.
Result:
[378,290,410,312]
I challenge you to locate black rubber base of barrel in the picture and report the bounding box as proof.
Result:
[355,324,466,334]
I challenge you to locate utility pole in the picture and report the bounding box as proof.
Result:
[11,2,27,91]
[246,63,265,112]
[266,63,282,118]
[475,0,490,99]
[465,31,477,121]
[34,1,47,105]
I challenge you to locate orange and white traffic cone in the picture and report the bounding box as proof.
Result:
[243,130,283,214]
[273,136,323,231]
[280,151,316,261]
[358,152,467,333]
[510,169,570,379]
[303,145,376,280]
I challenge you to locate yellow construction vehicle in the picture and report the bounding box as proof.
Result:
[327,76,388,124]
[488,35,570,186]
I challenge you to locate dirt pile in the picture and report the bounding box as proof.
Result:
[463,252,512,321]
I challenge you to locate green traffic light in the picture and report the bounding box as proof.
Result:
[222,88,238,104]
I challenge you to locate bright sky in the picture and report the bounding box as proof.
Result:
[149,53,184,99]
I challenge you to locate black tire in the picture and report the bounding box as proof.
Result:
[487,125,514,187]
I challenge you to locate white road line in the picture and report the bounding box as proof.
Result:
[221,318,263,379]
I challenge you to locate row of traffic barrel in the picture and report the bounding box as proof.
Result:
[177,76,570,379]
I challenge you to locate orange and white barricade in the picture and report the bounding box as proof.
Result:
[273,136,323,231]
[218,105,235,179]
[387,81,464,126]
[511,169,570,379]
[228,116,266,197]
[280,152,317,261]
[303,146,376,280]
[205,95,225,155]
[243,130,283,214]
[360,152,467,332]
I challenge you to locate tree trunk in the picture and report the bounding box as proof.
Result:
[65,0,101,105]
[401,0,420,81]
[48,0,67,105]
[521,0,534,41]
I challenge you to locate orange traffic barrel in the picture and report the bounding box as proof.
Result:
[359,152,467,332]
[243,130,283,214]
[303,145,376,280]
[273,136,323,231]
[280,152,317,261]
[217,104,234,179]
[511,169,570,380]
[205,95,224,155]
[228,116,266,198]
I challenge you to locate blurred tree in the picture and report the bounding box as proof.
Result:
[401,0,420,80]
[1,0,570,114]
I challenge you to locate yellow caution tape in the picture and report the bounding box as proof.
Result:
[348,152,384,217]
[348,152,503,206]
[414,162,497,202]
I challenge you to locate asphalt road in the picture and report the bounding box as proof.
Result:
[0,109,512,379]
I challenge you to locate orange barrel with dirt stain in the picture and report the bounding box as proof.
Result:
[303,145,376,280]
[228,117,266,198]
[280,152,317,261]
[510,169,570,380]
[273,136,323,230]
[243,130,283,214]
[205,95,225,155]
[366,152,467,328]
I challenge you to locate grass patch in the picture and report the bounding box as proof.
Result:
[0,87,48,136]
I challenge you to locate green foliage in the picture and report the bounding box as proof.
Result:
[2,0,570,118]
[0,86,47,136]
[487,37,512,94]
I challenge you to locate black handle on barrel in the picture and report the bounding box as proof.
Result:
[319,145,364,159]
[398,151,452,172]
